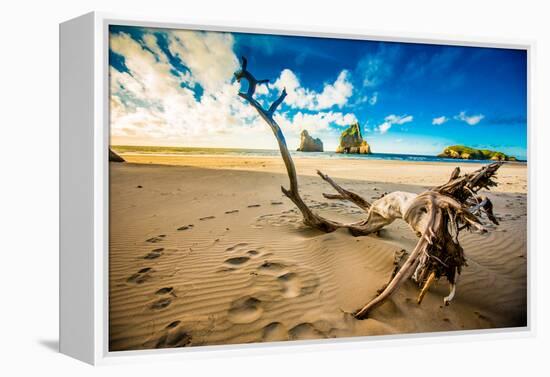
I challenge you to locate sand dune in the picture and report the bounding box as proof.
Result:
[109,157,527,351]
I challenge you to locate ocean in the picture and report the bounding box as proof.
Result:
[112,146,525,164]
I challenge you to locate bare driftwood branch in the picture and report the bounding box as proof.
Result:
[234,57,503,320]
[317,170,371,211]
[234,56,373,234]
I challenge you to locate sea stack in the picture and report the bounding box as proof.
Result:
[297,130,324,152]
[335,122,371,154]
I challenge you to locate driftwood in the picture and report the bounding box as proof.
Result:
[234,56,503,319]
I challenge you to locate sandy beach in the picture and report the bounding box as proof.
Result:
[109,154,527,351]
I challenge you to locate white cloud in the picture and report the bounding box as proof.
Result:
[109,30,359,150]
[369,92,379,105]
[356,44,401,87]
[375,114,413,134]
[385,114,413,125]
[316,71,354,109]
[168,30,239,93]
[271,69,353,110]
[454,111,485,125]
[109,26,380,152]
[109,31,265,146]
[432,116,448,125]
[255,82,269,95]
[361,60,383,87]
[352,91,378,107]
[377,123,392,134]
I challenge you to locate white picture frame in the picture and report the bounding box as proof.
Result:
[59,11,535,365]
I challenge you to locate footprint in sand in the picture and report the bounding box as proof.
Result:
[246,249,260,257]
[153,322,192,348]
[225,209,239,214]
[177,224,194,231]
[258,260,287,275]
[288,323,326,340]
[276,270,320,298]
[144,248,164,259]
[277,272,301,298]
[199,216,216,221]
[155,287,175,296]
[146,235,166,243]
[262,322,289,342]
[227,296,264,324]
[225,243,249,252]
[224,256,250,266]
[216,267,236,273]
[271,201,283,206]
[166,320,181,329]
[150,297,172,310]
[127,267,153,284]
[247,204,261,208]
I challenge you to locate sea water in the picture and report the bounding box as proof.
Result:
[112,146,526,164]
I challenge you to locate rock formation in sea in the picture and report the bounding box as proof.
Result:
[297,129,324,152]
[109,148,125,162]
[438,145,517,161]
[335,122,371,154]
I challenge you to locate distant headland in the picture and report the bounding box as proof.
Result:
[438,145,517,161]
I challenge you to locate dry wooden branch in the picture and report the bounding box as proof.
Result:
[317,170,371,211]
[417,271,436,304]
[234,57,374,234]
[234,57,503,320]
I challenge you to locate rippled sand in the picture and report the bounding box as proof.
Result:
[109,156,527,351]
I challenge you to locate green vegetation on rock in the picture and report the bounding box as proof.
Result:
[335,123,371,154]
[438,145,516,161]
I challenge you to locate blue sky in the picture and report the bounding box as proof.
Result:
[109,26,527,159]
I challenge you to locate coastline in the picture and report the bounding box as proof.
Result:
[116,152,527,193]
